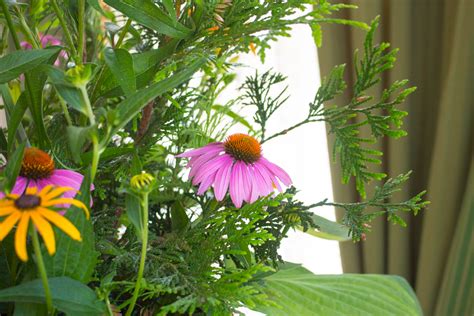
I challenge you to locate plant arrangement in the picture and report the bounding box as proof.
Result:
[0,0,429,315]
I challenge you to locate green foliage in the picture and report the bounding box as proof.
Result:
[0,277,106,315]
[0,0,427,315]
[254,263,423,316]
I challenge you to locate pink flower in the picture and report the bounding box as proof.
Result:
[0,148,93,208]
[20,34,67,66]
[177,133,292,208]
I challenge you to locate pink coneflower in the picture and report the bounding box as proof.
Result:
[177,133,292,208]
[21,34,67,66]
[0,148,92,206]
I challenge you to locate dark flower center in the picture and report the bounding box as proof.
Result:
[224,133,261,164]
[14,194,41,210]
[20,147,55,180]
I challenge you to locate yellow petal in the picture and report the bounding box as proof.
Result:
[43,198,89,219]
[26,186,38,195]
[30,212,56,255]
[5,194,19,199]
[0,206,17,217]
[41,186,75,202]
[38,185,55,197]
[0,211,21,241]
[38,208,81,241]
[0,200,14,207]
[15,213,30,262]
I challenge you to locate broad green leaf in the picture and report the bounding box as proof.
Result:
[110,58,206,136]
[254,263,422,316]
[97,39,179,99]
[125,191,143,237]
[43,66,86,115]
[301,213,351,241]
[104,48,136,96]
[66,126,94,164]
[4,142,25,193]
[162,0,176,21]
[13,302,46,316]
[0,47,61,83]
[104,0,192,39]
[0,277,105,315]
[43,172,99,283]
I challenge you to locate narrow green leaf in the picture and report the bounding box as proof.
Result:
[104,0,192,38]
[125,192,143,237]
[86,0,114,18]
[254,263,422,316]
[171,201,190,232]
[43,172,98,283]
[104,48,136,96]
[4,142,25,193]
[212,105,254,131]
[0,47,61,83]
[2,88,27,152]
[0,277,106,316]
[301,213,351,241]
[110,58,206,136]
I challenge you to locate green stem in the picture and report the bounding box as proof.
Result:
[31,228,54,315]
[51,0,79,62]
[125,193,149,316]
[115,19,131,48]
[57,95,73,126]
[0,0,21,50]
[77,0,85,64]
[79,85,100,182]
[15,7,40,48]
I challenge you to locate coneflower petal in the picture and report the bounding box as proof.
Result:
[214,156,233,201]
[176,143,223,158]
[260,157,292,186]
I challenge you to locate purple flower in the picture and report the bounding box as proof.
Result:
[0,148,93,208]
[177,133,292,208]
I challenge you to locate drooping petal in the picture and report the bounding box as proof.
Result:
[40,186,74,201]
[30,212,56,255]
[253,162,276,195]
[197,171,217,195]
[11,177,28,195]
[229,162,243,208]
[192,155,229,186]
[259,157,292,186]
[251,164,270,197]
[247,169,260,203]
[239,163,251,202]
[213,156,234,201]
[176,143,224,158]
[189,150,223,179]
[38,208,81,241]
[14,213,30,262]
[52,170,95,191]
[0,212,21,241]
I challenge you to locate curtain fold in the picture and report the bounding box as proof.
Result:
[317,0,473,314]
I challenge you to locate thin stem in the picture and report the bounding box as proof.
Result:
[0,0,21,50]
[31,227,54,315]
[90,134,100,182]
[261,117,324,144]
[125,193,149,316]
[51,0,79,62]
[14,7,40,48]
[77,0,85,64]
[115,19,131,48]
[57,96,73,126]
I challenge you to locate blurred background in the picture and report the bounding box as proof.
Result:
[233,1,473,315]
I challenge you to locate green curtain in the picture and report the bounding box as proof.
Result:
[317,0,473,314]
